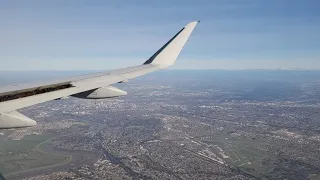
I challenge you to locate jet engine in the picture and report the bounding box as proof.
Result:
[71,86,127,99]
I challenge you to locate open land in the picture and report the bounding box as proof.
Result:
[0,70,320,180]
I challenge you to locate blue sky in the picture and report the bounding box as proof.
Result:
[1,0,320,70]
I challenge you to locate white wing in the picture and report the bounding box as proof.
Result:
[0,21,199,128]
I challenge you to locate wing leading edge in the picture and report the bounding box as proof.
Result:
[0,21,199,128]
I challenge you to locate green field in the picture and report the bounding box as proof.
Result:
[197,132,271,179]
[0,132,70,174]
[0,124,87,175]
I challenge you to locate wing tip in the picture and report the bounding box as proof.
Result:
[186,21,200,26]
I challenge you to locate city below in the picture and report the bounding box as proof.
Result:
[0,70,320,180]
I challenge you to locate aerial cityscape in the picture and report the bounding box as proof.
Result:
[0,70,320,180]
[1,1,320,180]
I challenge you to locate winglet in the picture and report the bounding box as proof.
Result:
[143,21,199,68]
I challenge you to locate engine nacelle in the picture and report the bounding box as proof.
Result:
[71,86,127,99]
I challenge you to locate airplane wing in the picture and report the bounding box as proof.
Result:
[0,21,199,128]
